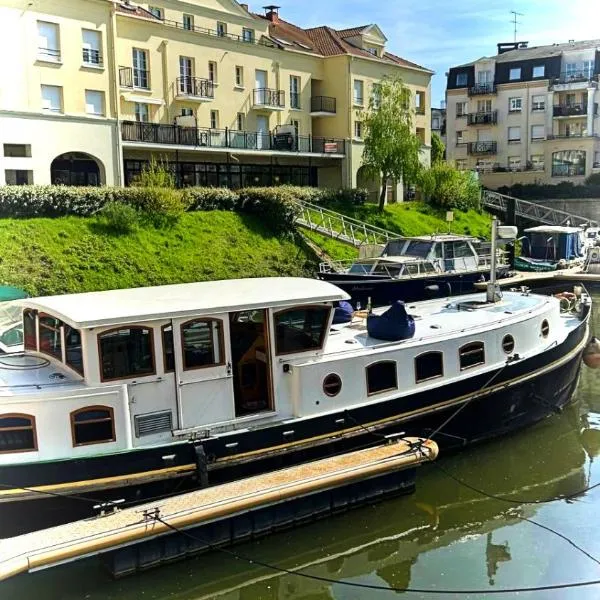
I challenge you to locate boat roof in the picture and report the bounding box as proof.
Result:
[390,234,478,243]
[20,278,350,329]
[524,226,583,234]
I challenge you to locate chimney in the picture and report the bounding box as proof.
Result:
[263,4,280,22]
[497,41,528,54]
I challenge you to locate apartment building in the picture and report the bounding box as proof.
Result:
[0,0,432,196]
[431,103,446,147]
[446,39,600,189]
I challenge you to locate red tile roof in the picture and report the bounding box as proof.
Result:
[115,2,161,20]
[336,26,370,39]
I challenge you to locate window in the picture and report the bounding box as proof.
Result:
[477,70,492,85]
[210,110,218,129]
[541,320,550,338]
[181,107,193,117]
[134,103,149,123]
[415,91,426,114]
[37,20,60,61]
[353,80,364,105]
[99,327,155,381]
[509,67,521,80]
[583,60,594,77]
[477,99,492,113]
[323,373,342,397]
[85,90,104,116]
[236,112,245,131]
[354,121,363,139]
[366,361,398,396]
[456,72,468,87]
[532,95,545,111]
[456,130,464,145]
[216,22,227,37]
[533,65,545,78]
[552,150,586,177]
[415,352,443,383]
[183,14,194,30]
[508,156,521,171]
[290,75,300,109]
[456,101,468,117]
[508,126,521,143]
[502,335,515,354]
[291,119,300,136]
[71,406,115,446]
[24,309,36,350]
[82,29,101,65]
[132,48,149,88]
[208,61,217,83]
[432,117,440,129]
[0,414,37,453]
[531,124,545,141]
[235,66,244,87]
[366,46,378,56]
[181,319,223,369]
[39,314,61,359]
[4,170,33,185]
[179,57,193,94]
[456,159,467,170]
[41,85,62,113]
[65,325,84,375]
[242,28,254,43]
[509,97,522,112]
[459,342,485,370]
[3,144,31,158]
[530,154,545,170]
[148,6,163,19]
[275,306,331,355]
[161,325,174,372]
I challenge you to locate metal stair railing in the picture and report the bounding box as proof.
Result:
[482,190,598,228]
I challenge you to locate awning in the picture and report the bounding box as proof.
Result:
[121,93,164,106]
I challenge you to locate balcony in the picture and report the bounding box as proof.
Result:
[310,96,337,116]
[553,103,587,117]
[552,70,597,85]
[176,77,214,101]
[467,111,498,125]
[82,48,102,67]
[468,83,496,96]
[120,122,345,155]
[547,133,597,140]
[119,66,149,90]
[253,88,285,110]
[467,141,497,155]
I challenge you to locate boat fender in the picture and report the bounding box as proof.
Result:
[424,284,439,295]
[194,444,209,488]
[583,337,600,369]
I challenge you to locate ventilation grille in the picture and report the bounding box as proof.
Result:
[135,411,173,437]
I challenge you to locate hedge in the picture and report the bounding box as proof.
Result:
[496,181,600,200]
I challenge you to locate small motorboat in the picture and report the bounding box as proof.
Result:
[517,226,585,272]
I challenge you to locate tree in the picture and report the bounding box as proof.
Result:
[419,163,480,211]
[431,132,445,164]
[360,77,422,211]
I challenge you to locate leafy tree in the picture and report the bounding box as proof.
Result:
[431,132,445,164]
[419,163,481,211]
[360,77,422,211]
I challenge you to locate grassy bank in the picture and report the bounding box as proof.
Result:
[0,212,315,297]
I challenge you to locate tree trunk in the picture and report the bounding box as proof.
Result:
[378,176,387,212]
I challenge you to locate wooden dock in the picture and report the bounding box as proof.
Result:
[474,267,600,290]
[0,437,437,582]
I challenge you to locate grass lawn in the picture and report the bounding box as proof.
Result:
[0,212,316,297]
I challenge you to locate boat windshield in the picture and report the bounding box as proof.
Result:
[0,302,22,327]
[403,241,433,259]
[348,262,373,275]
[382,240,406,256]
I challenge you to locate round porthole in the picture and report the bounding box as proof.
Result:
[502,334,515,354]
[323,373,342,397]
[541,319,550,338]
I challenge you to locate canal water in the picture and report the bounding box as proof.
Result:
[4,293,600,599]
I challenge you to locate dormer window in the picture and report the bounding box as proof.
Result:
[367,47,378,57]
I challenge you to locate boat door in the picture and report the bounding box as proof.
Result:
[172,315,235,429]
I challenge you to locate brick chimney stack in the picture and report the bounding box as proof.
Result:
[263,4,280,23]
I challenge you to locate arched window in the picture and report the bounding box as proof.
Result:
[0,414,37,453]
[275,306,331,355]
[180,319,224,370]
[366,361,398,396]
[71,406,115,446]
[415,351,444,383]
[98,326,155,381]
[459,341,485,370]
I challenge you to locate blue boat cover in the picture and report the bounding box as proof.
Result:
[367,301,415,341]
[524,231,584,261]
[333,301,354,324]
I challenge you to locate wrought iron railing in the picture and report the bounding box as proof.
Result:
[467,111,498,125]
[468,83,496,96]
[553,103,587,117]
[176,77,214,98]
[467,141,497,155]
[38,47,61,60]
[82,48,102,65]
[253,88,285,108]
[553,70,597,85]
[311,96,337,114]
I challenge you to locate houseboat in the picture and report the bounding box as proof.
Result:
[0,276,590,532]
[516,226,586,272]
[318,234,510,307]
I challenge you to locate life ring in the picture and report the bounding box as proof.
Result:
[555,291,576,311]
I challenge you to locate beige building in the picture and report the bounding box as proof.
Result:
[446,40,600,189]
[0,0,432,195]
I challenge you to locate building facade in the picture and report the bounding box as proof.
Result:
[446,40,600,189]
[0,0,432,194]
[431,102,446,149]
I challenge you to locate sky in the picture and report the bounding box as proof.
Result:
[263,0,600,106]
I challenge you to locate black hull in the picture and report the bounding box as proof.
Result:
[0,306,589,536]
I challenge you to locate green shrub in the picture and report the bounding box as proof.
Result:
[497,181,600,199]
[237,187,299,235]
[99,201,139,234]
[585,173,600,186]
[419,163,480,211]
[182,187,239,211]
[129,187,186,228]
[133,157,176,189]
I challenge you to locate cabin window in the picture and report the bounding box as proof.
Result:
[65,325,84,375]
[98,327,155,381]
[502,335,515,354]
[348,262,372,275]
[541,320,550,338]
[415,352,444,383]
[162,324,175,372]
[38,314,62,360]
[275,306,331,355]
[373,263,403,277]
[366,361,398,395]
[459,341,485,370]
[323,373,342,397]
[181,319,223,370]
[23,309,37,350]
[71,406,115,446]
[0,414,37,453]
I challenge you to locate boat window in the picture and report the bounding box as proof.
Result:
[404,241,433,259]
[453,242,475,258]
[348,262,372,275]
[0,414,37,453]
[23,309,37,351]
[382,240,405,256]
[71,406,115,446]
[65,325,84,376]
[422,261,437,274]
[502,335,515,354]
[459,341,485,370]
[0,323,23,349]
[275,306,331,355]
[181,319,223,370]
[366,361,398,395]
[541,320,550,338]
[99,326,155,381]
[415,351,444,383]
[323,373,342,397]
[433,244,443,259]
[373,263,403,277]
[38,314,62,360]
[162,324,175,373]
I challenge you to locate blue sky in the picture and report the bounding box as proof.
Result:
[268,0,600,106]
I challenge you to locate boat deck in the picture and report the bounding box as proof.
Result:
[474,268,600,290]
[0,438,437,582]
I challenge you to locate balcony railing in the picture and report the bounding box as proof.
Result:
[467,141,497,155]
[119,66,149,89]
[468,83,497,96]
[547,133,597,139]
[253,88,285,108]
[467,111,498,125]
[310,96,337,114]
[176,77,214,99]
[38,47,61,61]
[121,122,346,155]
[552,70,597,85]
[485,162,545,173]
[553,103,587,117]
[82,48,102,66]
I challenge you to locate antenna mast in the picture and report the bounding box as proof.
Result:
[510,11,524,43]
